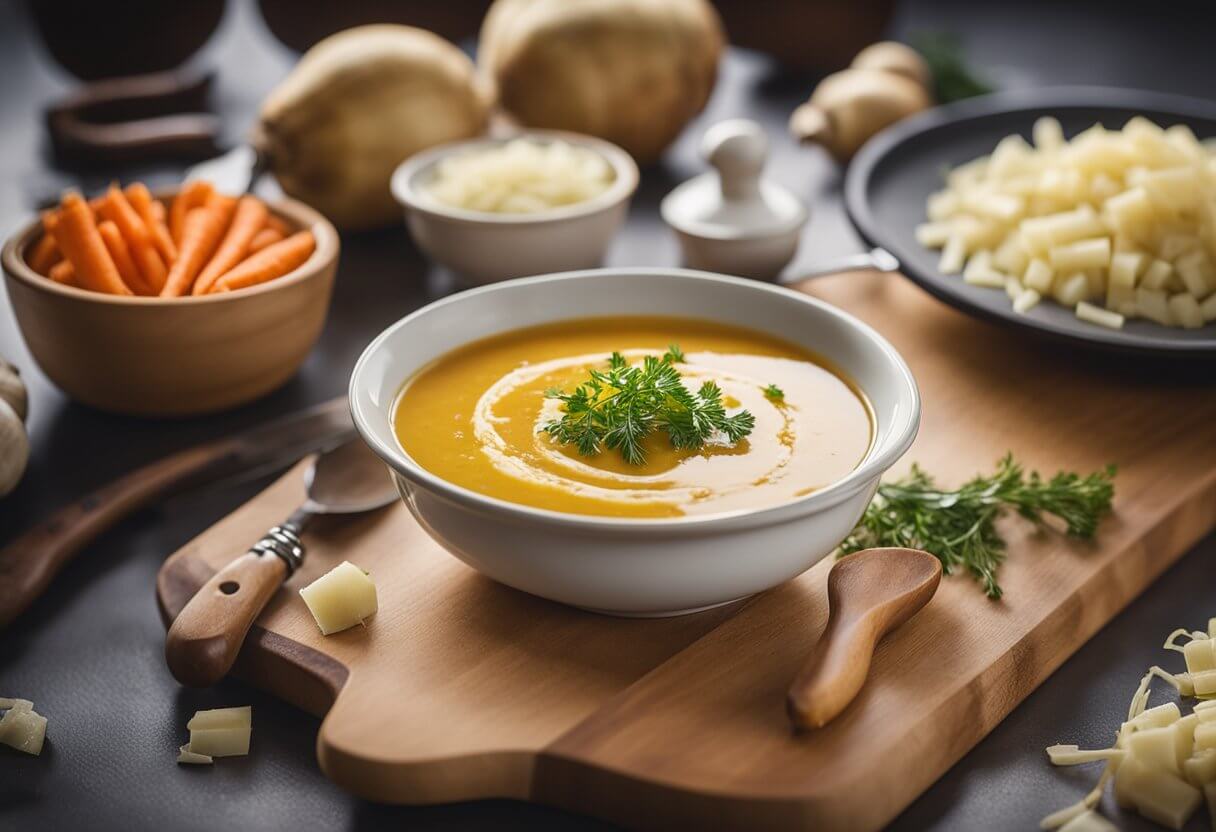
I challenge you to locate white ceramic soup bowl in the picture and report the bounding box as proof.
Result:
[390,131,639,285]
[350,268,919,617]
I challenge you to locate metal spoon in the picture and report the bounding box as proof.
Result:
[165,438,398,687]
[787,547,942,730]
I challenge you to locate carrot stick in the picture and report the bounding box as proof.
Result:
[211,230,315,293]
[150,199,167,224]
[265,215,291,236]
[45,193,131,295]
[27,215,61,274]
[191,195,268,295]
[125,183,178,264]
[169,180,214,246]
[98,220,152,295]
[96,186,167,292]
[160,194,237,297]
[247,227,285,254]
[48,260,76,285]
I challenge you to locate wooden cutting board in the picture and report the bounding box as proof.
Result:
[157,271,1216,831]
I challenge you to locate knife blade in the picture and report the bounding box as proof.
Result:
[0,397,355,631]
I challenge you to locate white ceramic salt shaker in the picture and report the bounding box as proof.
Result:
[661,119,808,280]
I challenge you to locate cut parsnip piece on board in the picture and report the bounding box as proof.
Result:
[299,561,378,635]
[187,706,251,757]
[0,700,47,756]
[177,744,214,765]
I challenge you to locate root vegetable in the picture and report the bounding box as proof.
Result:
[790,67,931,161]
[479,0,724,164]
[851,41,932,88]
[258,24,490,230]
[0,398,27,498]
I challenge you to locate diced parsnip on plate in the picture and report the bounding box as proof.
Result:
[921,115,1216,331]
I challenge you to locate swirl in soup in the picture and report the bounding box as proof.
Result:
[393,317,872,518]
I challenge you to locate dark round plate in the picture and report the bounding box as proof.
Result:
[844,86,1216,358]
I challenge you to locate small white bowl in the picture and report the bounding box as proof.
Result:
[350,268,919,617]
[391,131,639,284]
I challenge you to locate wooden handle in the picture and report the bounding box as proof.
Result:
[787,610,882,731]
[0,443,235,631]
[165,550,288,688]
[787,548,941,730]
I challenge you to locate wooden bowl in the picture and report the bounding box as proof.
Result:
[1,193,339,416]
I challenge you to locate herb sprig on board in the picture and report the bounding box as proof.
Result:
[542,346,755,465]
[840,454,1116,599]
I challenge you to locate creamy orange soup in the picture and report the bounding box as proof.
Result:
[393,317,873,518]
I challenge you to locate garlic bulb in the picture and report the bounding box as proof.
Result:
[0,357,26,422]
[0,357,29,497]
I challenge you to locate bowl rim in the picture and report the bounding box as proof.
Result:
[0,188,340,306]
[349,267,921,534]
[390,129,640,227]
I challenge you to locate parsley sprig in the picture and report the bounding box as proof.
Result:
[840,454,1115,599]
[542,345,755,465]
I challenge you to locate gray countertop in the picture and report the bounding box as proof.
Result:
[1,1,1213,829]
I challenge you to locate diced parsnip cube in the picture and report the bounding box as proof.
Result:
[946,155,989,189]
[1075,301,1125,330]
[1120,753,1203,830]
[927,190,960,221]
[1013,288,1041,314]
[1103,187,1155,238]
[939,234,967,274]
[1174,250,1214,298]
[1143,168,1202,214]
[1176,714,1200,769]
[1059,810,1118,832]
[1089,173,1121,203]
[1169,294,1205,329]
[1021,206,1105,253]
[1135,288,1174,325]
[1131,703,1184,731]
[1141,259,1174,290]
[966,190,1025,221]
[963,253,1007,288]
[1200,293,1216,322]
[1051,238,1112,272]
[1159,233,1200,262]
[954,216,1005,251]
[1128,726,1184,775]
[1196,721,1216,750]
[1165,124,1203,159]
[915,221,954,248]
[1109,252,1144,287]
[1185,639,1216,675]
[0,705,47,756]
[1055,273,1091,306]
[1184,751,1216,786]
[1033,116,1064,151]
[299,560,378,635]
[1022,258,1055,293]
[187,706,251,758]
[1107,281,1136,312]
[1128,129,1192,169]
[1198,707,1216,724]
[1004,276,1024,300]
[1211,619,1216,638]
[988,134,1034,179]
[992,236,1030,275]
[1191,676,1216,700]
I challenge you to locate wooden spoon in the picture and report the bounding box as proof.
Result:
[787,547,942,730]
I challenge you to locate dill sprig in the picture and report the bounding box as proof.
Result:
[542,346,755,465]
[839,454,1116,599]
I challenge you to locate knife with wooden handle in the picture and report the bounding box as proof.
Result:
[0,397,354,630]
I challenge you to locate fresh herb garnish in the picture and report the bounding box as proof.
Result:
[764,384,785,401]
[542,346,755,465]
[840,454,1115,599]
[911,31,994,104]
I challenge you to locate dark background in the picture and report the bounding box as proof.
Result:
[2,1,1215,829]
